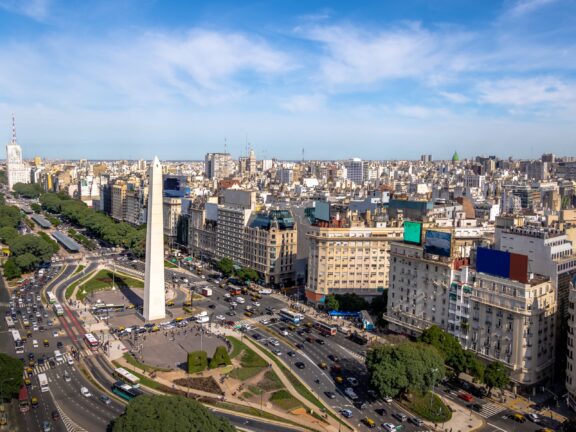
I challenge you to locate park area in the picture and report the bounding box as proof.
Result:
[76,269,144,300]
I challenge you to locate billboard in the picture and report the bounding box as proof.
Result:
[403,221,422,244]
[509,253,529,284]
[424,230,452,257]
[476,247,510,279]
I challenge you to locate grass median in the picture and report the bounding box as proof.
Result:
[76,269,143,301]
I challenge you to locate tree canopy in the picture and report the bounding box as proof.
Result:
[217,258,234,277]
[325,294,340,311]
[12,183,44,199]
[484,361,509,396]
[367,342,445,398]
[0,353,24,400]
[112,395,236,432]
[334,293,369,312]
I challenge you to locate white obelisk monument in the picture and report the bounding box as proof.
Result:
[143,156,166,321]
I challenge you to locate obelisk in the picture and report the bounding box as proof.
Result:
[143,156,166,321]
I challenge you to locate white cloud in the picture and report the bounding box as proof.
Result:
[438,91,469,104]
[0,0,51,20]
[281,94,326,112]
[394,105,450,119]
[477,77,576,107]
[297,23,472,87]
[504,0,557,19]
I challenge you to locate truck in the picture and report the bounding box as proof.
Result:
[201,287,212,297]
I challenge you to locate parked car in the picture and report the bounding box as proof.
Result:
[393,412,407,422]
[458,392,474,402]
[527,413,541,424]
[381,423,397,432]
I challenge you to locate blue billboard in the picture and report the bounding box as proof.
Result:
[476,247,510,279]
[424,230,452,257]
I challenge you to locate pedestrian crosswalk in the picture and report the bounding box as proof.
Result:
[478,402,506,418]
[235,314,277,328]
[32,352,80,375]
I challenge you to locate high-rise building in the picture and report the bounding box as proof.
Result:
[345,158,364,184]
[5,115,30,190]
[420,154,432,162]
[204,152,233,180]
[143,157,166,321]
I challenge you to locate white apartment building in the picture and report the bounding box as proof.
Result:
[6,120,30,190]
[386,240,557,389]
[163,197,182,241]
[345,158,364,184]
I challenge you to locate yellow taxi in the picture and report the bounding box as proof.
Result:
[165,300,175,307]
[318,362,328,370]
[362,418,376,428]
[183,301,192,307]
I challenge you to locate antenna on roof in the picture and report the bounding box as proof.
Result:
[302,148,305,163]
[224,137,228,155]
[11,113,17,143]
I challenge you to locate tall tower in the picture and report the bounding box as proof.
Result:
[5,114,30,190]
[143,156,166,321]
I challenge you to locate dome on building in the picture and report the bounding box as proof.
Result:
[452,151,459,162]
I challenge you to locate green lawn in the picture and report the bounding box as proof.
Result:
[227,337,268,381]
[258,370,284,391]
[269,389,302,411]
[73,264,85,275]
[77,269,143,300]
[229,367,264,381]
[66,270,95,299]
[227,336,244,359]
[164,260,178,268]
[122,353,171,373]
[405,391,452,423]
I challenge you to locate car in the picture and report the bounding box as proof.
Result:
[48,359,56,368]
[31,397,39,408]
[344,387,358,400]
[99,394,112,405]
[208,304,216,309]
[51,410,60,420]
[215,315,225,321]
[509,413,526,423]
[28,352,35,360]
[253,302,260,307]
[230,302,238,307]
[375,407,387,416]
[260,319,270,325]
[272,349,282,356]
[381,423,397,432]
[355,401,368,410]
[410,417,423,426]
[346,377,359,386]
[318,362,328,370]
[37,357,45,366]
[67,356,74,366]
[57,341,63,349]
[80,386,92,397]
[340,409,353,418]
[287,351,296,357]
[42,420,52,432]
[226,311,236,316]
[458,392,474,402]
[295,362,305,369]
[43,339,50,347]
[324,391,336,399]
[295,343,304,349]
[393,412,407,422]
[281,330,289,336]
[328,354,339,362]
[52,330,58,337]
[269,339,280,347]
[527,413,541,423]
[316,338,325,345]
[251,333,261,340]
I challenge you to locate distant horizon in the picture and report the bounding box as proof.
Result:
[1,0,576,159]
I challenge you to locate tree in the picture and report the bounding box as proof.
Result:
[466,352,485,383]
[484,361,509,396]
[112,395,236,432]
[12,183,44,199]
[217,258,234,277]
[209,346,232,369]
[367,342,445,398]
[0,226,19,243]
[325,294,340,311]
[0,353,24,400]
[188,351,208,374]
[334,293,369,312]
[419,326,465,373]
[30,203,42,213]
[370,291,388,326]
[3,259,21,280]
[236,267,258,282]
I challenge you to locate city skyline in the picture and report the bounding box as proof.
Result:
[1,0,576,159]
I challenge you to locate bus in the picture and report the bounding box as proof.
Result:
[314,321,337,336]
[38,373,49,393]
[84,333,99,351]
[228,285,242,296]
[5,316,15,328]
[350,332,368,345]
[18,385,30,412]
[113,367,140,387]
[47,291,57,304]
[53,303,64,317]
[11,329,24,354]
[278,308,304,324]
[111,381,142,401]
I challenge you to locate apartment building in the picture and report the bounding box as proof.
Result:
[386,238,558,389]
[244,209,297,286]
[566,286,576,410]
[306,212,403,304]
[111,181,127,221]
[188,201,217,260]
[163,197,182,241]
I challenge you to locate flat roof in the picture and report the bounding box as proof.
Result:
[52,231,81,252]
[30,214,52,229]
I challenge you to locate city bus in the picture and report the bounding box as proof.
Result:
[111,381,142,401]
[113,367,140,387]
[38,373,49,393]
[53,303,64,317]
[47,292,57,304]
[84,333,99,351]
[314,321,337,336]
[5,316,15,328]
[228,285,242,296]
[18,386,30,412]
[11,329,24,354]
[278,308,304,324]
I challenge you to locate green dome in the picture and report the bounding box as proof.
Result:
[452,151,459,162]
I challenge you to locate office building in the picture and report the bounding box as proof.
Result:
[205,152,233,180]
[5,115,30,190]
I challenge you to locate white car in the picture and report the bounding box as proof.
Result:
[270,339,280,347]
[32,339,38,348]
[383,395,393,403]
[527,413,541,423]
[253,301,260,307]
[344,387,358,400]
[80,387,92,397]
[52,331,58,337]
[67,356,74,366]
[230,302,238,307]
[215,315,225,321]
[382,423,397,432]
[261,319,270,325]
[224,293,231,298]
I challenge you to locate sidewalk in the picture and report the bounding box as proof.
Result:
[431,394,485,432]
[496,389,568,424]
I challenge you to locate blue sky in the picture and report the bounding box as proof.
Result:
[1,0,575,160]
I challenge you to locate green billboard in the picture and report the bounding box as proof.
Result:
[403,221,422,244]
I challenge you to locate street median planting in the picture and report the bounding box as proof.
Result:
[269,389,302,411]
[76,269,143,301]
[404,391,452,423]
